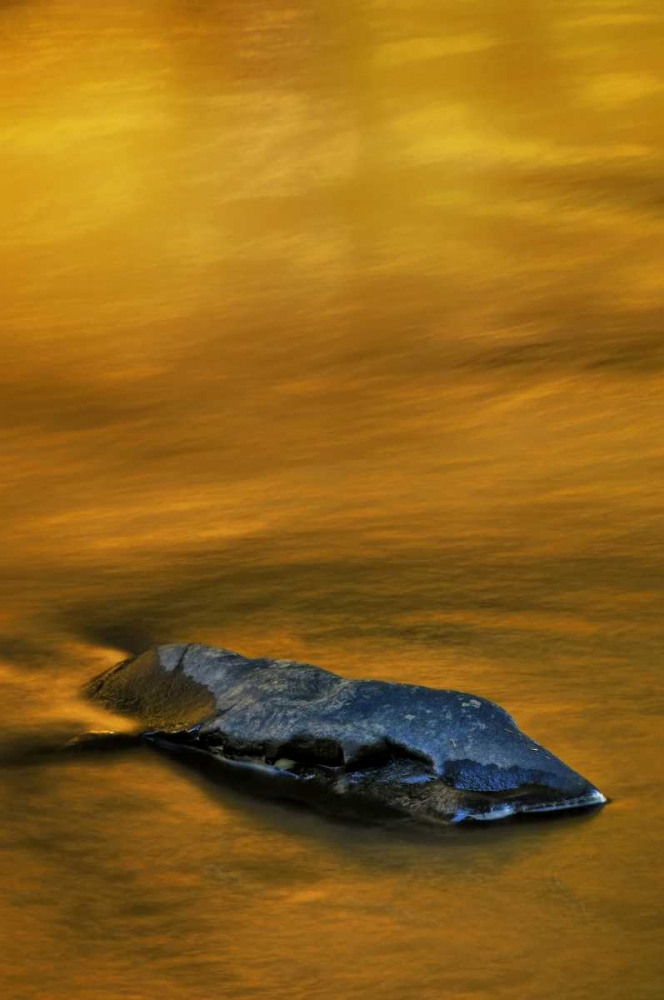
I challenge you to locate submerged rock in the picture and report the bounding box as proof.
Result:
[85,643,607,825]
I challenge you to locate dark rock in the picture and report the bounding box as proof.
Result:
[85,643,607,824]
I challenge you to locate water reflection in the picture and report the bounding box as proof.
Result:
[0,0,662,998]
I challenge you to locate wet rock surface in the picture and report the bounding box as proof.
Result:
[86,643,607,824]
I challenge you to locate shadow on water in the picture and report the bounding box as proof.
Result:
[126,739,608,857]
[2,726,605,862]
[0,731,146,767]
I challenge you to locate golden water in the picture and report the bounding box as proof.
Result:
[1,2,662,997]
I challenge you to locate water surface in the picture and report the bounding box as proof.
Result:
[1,2,662,998]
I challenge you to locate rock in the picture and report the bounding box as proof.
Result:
[85,643,607,825]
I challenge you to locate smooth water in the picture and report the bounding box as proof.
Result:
[1,2,662,998]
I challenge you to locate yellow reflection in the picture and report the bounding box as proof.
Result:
[0,6,662,995]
